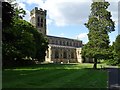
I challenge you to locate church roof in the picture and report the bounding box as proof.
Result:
[49,44,82,48]
[47,35,82,42]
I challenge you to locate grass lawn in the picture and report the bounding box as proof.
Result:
[2,63,108,88]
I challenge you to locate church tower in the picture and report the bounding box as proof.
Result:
[30,7,47,35]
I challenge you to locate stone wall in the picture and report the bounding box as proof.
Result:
[47,35,82,47]
[45,43,82,63]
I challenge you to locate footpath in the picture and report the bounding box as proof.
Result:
[106,66,120,90]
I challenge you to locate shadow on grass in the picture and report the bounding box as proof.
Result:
[3,63,108,71]
[3,66,108,89]
[2,87,108,90]
[3,63,79,69]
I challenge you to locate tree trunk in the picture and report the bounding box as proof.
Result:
[93,58,97,69]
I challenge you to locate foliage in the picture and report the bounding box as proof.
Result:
[2,1,48,67]
[82,1,115,69]
[103,38,120,66]
[6,0,26,19]
[105,59,118,66]
[114,35,120,61]
[3,19,35,66]
[2,0,26,29]
[3,19,48,66]
[28,27,48,61]
[2,2,15,29]
[109,35,120,65]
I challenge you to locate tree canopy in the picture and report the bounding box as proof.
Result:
[2,2,15,29]
[2,1,48,67]
[82,1,115,69]
[114,35,120,64]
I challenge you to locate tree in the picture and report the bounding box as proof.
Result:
[103,43,118,66]
[2,0,26,42]
[3,18,48,66]
[2,19,36,66]
[2,2,15,29]
[24,22,48,61]
[2,1,48,67]
[82,1,115,69]
[5,0,26,19]
[2,0,26,29]
[33,32,48,61]
[114,35,120,64]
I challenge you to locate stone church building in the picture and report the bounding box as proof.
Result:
[30,7,83,63]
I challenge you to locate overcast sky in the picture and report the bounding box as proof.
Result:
[16,0,119,44]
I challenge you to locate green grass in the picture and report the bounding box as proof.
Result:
[3,63,108,88]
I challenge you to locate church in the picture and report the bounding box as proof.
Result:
[30,7,83,63]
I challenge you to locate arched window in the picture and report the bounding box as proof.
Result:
[63,41,65,46]
[55,50,59,59]
[37,16,40,26]
[56,40,58,45]
[41,18,43,23]
[78,43,80,47]
[67,42,69,46]
[70,42,72,46]
[41,18,43,27]
[63,51,67,59]
[52,40,54,44]
[47,50,49,58]
[38,16,40,22]
[59,40,62,45]
[71,52,74,59]
[72,42,74,46]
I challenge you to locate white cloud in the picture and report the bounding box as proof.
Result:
[17,0,118,26]
[76,33,88,40]
[106,0,119,2]
[76,33,88,44]
[23,10,30,22]
[26,0,43,5]
[18,3,26,9]
[42,0,91,26]
[17,0,44,5]
[15,1,30,22]
[107,1,118,25]
[15,0,42,22]
[43,0,118,26]
[59,33,65,37]
[46,29,49,35]
[46,19,53,25]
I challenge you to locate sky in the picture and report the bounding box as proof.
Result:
[15,0,119,44]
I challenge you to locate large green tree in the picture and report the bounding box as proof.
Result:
[2,1,48,67]
[82,1,115,69]
[3,19,48,66]
[2,19,36,66]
